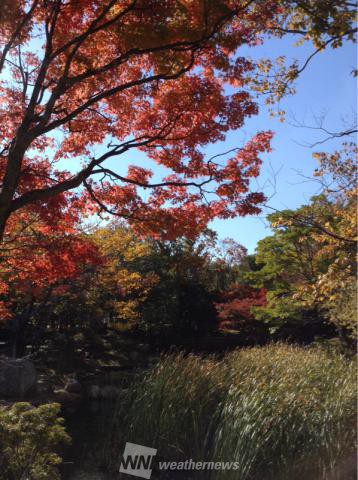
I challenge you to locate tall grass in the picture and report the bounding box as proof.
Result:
[113,345,356,479]
[215,346,356,479]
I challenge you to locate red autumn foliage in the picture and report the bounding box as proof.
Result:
[0,195,102,317]
[216,283,266,332]
[0,1,282,311]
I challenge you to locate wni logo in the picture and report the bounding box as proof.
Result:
[119,442,157,479]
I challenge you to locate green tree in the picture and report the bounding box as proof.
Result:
[136,233,222,338]
[247,145,357,345]
[246,210,331,342]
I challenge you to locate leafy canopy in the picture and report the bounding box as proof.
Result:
[0,0,355,315]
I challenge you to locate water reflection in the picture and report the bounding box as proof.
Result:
[62,400,118,480]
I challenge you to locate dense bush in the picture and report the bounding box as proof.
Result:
[114,345,356,479]
[0,403,70,480]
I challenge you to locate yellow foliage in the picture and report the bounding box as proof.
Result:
[91,224,159,329]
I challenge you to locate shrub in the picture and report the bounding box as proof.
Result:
[114,344,356,479]
[0,402,70,480]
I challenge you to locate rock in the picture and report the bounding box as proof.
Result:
[53,388,82,404]
[100,385,120,400]
[66,379,82,394]
[0,357,37,397]
[129,350,140,362]
[137,343,150,353]
[87,384,100,400]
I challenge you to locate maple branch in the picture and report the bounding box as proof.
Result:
[91,167,214,190]
[23,0,62,125]
[34,54,197,136]
[66,0,239,86]
[17,45,29,102]
[83,179,146,221]
[32,2,239,136]
[10,110,236,216]
[9,129,215,214]
[0,0,257,239]
[8,125,176,212]
[22,1,137,129]
[0,0,39,74]
[49,0,137,61]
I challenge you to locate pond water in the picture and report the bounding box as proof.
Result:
[61,400,119,480]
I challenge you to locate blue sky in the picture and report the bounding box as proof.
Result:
[209,37,357,252]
